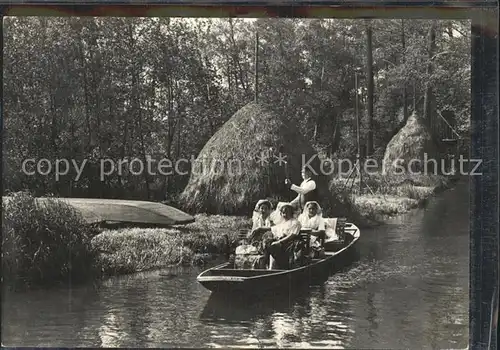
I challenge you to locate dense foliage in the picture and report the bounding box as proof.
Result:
[3,18,470,201]
[2,192,99,288]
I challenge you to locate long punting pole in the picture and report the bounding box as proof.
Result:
[355,71,363,192]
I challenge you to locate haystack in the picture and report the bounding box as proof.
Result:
[179,102,344,216]
[382,113,438,175]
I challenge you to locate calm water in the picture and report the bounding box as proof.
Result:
[2,181,470,348]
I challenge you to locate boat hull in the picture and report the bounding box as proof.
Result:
[197,228,360,295]
[2,196,195,226]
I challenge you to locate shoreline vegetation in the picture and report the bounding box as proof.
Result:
[2,173,459,291]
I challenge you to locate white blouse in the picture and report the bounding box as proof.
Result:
[270,219,301,240]
[252,214,272,231]
[298,214,326,231]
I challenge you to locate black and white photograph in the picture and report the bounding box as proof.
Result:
[1,12,480,348]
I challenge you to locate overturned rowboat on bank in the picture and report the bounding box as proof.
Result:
[54,198,195,226]
[2,196,195,226]
[197,222,360,294]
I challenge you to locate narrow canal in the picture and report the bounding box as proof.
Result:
[2,180,469,348]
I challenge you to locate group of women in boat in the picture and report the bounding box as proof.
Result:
[234,199,328,270]
[233,166,331,270]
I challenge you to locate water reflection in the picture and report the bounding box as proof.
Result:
[2,181,470,348]
[199,285,356,348]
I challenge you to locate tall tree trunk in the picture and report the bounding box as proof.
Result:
[423,21,437,129]
[69,105,75,196]
[163,76,174,197]
[254,30,259,102]
[401,19,409,123]
[413,81,417,112]
[313,63,325,142]
[330,114,341,156]
[88,29,101,158]
[365,21,374,156]
[128,23,151,200]
[78,41,93,153]
[50,93,59,194]
[134,77,151,200]
[228,19,247,93]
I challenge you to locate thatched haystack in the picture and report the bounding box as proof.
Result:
[382,113,438,175]
[179,102,345,216]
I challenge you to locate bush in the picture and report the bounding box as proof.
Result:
[2,192,99,289]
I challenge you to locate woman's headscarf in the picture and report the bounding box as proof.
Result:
[252,199,273,223]
[270,201,289,224]
[298,201,325,231]
[302,201,322,217]
[253,199,272,212]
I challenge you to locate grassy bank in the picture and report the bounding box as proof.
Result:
[331,173,453,221]
[93,214,250,276]
[2,192,252,286]
[93,174,454,275]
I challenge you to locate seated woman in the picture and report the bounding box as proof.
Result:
[269,201,287,225]
[259,203,302,269]
[234,199,273,269]
[247,199,273,242]
[298,201,326,258]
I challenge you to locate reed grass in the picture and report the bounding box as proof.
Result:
[354,195,420,218]
[92,214,251,275]
[331,171,450,219]
[2,192,99,289]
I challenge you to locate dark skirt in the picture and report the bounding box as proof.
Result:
[267,238,307,269]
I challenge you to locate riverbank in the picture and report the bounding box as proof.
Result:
[93,215,250,276]
[3,174,458,287]
[334,173,456,222]
[3,180,470,349]
[93,174,457,276]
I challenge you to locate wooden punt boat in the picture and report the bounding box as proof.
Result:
[197,224,360,294]
[324,221,360,252]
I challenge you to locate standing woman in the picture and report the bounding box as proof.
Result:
[285,167,319,215]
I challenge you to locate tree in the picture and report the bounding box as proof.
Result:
[365,20,374,156]
[423,21,437,130]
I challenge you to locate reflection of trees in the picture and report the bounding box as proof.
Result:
[131,269,213,347]
[98,309,133,347]
[92,268,214,347]
[346,181,469,348]
[199,284,356,348]
[366,291,378,338]
[96,274,152,347]
[2,283,105,346]
[420,181,469,348]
